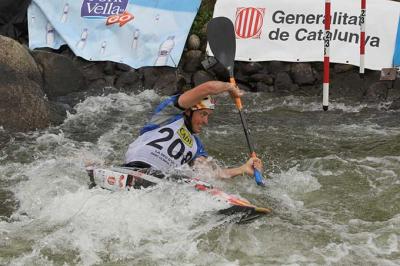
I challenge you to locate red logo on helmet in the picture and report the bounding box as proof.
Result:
[235,7,265,39]
[107,176,116,185]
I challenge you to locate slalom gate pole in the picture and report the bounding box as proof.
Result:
[360,0,366,78]
[323,0,331,111]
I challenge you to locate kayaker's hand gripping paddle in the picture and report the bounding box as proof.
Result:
[207,17,266,186]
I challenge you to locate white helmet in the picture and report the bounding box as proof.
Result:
[191,96,215,111]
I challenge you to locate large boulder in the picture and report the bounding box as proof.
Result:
[187,34,201,50]
[389,97,400,110]
[183,50,203,73]
[333,63,355,73]
[274,71,297,93]
[330,72,365,100]
[206,61,229,81]
[32,50,86,98]
[0,64,50,132]
[74,60,110,91]
[0,35,42,85]
[265,61,291,74]
[115,69,142,91]
[139,67,180,95]
[191,70,215,86]
[0,35,52,132]
[386,79,400,101]
[290,63,316,85]
[248,72,274,85]
[237,62,263,75]
[364,81,390,102]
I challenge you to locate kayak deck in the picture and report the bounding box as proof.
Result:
[86,166,271,223]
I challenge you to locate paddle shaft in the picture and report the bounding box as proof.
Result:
[228,72,265,186]
[228,76,254,154]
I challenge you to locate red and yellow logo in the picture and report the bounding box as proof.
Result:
[177,125,193,147]
[235,7,265,39]
[106,11,134,27]
[107,176,116,185]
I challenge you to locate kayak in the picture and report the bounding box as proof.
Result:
[86,166,271,223]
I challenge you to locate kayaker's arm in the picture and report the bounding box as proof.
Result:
[193,157,263,179]
[177,81,242,109]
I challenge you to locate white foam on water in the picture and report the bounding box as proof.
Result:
[0,90,245,265]
[366,233,399,256]
[304,123,400,145]
[1,152,233,265]
[266,166,321,211]
[276,166,321,194]
[333,123,400,137]
[245,152,399,265]
[64,90,160,124]
[4,248,54,266]
[304,101,368,113]
[312,230,400,265]
[275,213,400,265]
[204,128,229,136]
[96,123,129,158]
[251,95,372,113]
[348,156,400,191]
[293,168,400,265]
[312,242,351,264]
[286,253,315,265]
[357,156,400,165]
[303,154,349,175]
[247,95,400,114]
[4,122,255,263]
[2,89,400,265]
[36,131,66,146]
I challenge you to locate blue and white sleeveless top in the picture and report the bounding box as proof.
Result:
[124,95,208,172]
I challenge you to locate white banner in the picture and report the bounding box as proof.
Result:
[28,0,201,69]
[210,0,400,70]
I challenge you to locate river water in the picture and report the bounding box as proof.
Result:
[0,90,399,265]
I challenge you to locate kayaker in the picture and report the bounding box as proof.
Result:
[124,80,263,178]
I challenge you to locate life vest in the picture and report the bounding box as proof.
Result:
[125,118,199,172]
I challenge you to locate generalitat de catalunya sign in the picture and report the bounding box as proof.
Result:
[210,0,400,70]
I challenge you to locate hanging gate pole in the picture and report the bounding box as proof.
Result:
[323,0,331,111]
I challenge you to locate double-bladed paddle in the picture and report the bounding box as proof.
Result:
[207,16,266,187]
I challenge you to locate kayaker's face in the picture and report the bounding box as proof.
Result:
[190,109,213,133]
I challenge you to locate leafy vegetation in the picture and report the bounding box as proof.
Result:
[190,0,216,39]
